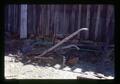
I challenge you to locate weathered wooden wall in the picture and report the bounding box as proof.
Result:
[5,4,114,44]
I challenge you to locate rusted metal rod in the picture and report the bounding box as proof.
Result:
[38,28,88,57]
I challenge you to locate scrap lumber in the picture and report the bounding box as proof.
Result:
[60,44,80,50]
[77,76,99,80]
[38,28,88,57]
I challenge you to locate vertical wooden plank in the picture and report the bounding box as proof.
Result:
[10,5,13,32]
[63,5,67,34]
[15,5,18,33]
[46,5,50,36]
[15,5,17,32]
[40,5,42,36]
[38,5,41,36]
[5,5,8,31]
[17,5,20,34]
[50,5,54,41]
[94,5,102,41]
[64,5,69,35]
[109,9,114,44]
[44,5,47,36]
[31,5,33,34]
[43,5,46,36]
[11,5,15,32]
[16,5,18,33]
[39,5,44,37]
[9,5,13,32]
[8,5,11,32]
[71,5,75,32]
[41,5,42,36]
[27,5,29,34]
[43,5,45,36]
[53,5,57,43]
[53,5,57,44]
[85,5,90,40]
[62,5,64,34]
[59,5,62,34]
[77,5,82,38]
[50,5,55,43]
[55,5,59,35]
[20,4,27,39]
[13,5,15,32]
[27,5,32,35]
[58,5,62,34]
[106,5,114,44]
[31,5,34,34]
[106,5,113,30]
[49,5,52,39]
[33,5,36,34]
[57,5,59,34]
[36,5,40,36]
[89,5,97,41]
[65,5,69,35]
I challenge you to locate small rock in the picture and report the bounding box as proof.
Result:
[63,66,71,71]
[95,73,105,78]
[47,63,51,67]
[54,64,61,69]
[73,68,82,73]
[107,76,114,79]
[8,54,14,57]
[7,56,15,62]
[84,71,95,75]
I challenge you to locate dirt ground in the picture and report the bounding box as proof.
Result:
[4,55,114,79]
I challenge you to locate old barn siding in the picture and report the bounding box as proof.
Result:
[20,5,27,38]
[5,4,114,44]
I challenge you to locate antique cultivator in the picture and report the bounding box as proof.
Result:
[16,28,114,67]
[16,28,88,66]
